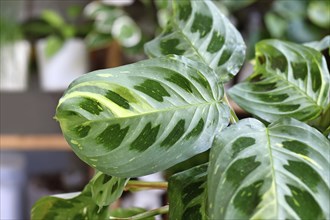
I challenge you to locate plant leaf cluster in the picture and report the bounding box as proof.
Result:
[32,0,330,219]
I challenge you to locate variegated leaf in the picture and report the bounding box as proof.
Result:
[144,0,246,82]
[304,35,330,52]
[56,55,230,178]
[90,172,129,209]
[208,118,330,219]
[229,39,330,123]
[168,163,208,220]
[31,184,109,220]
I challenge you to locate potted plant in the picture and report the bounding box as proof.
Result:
[31,0,329,219]
[0,18,31,91]
[34,6,91,92]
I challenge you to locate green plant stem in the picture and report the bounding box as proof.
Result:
[223,94,239,124]
[124,180,168,191]
[110,205,169,220]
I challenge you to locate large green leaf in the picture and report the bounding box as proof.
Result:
[56,55,230,177]
[229,39,330,123]
[90,172,129,209]
[144,0,246,82]
[208,117,330,219]
[31,184,109,220]
[168,163,208,220]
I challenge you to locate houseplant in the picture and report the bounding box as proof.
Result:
[0,17,31,91]
[35,6,91,91]
[31,0,330,219]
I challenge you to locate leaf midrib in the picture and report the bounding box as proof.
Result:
[78,98,222,126]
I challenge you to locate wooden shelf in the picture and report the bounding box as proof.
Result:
[0,134,71,151]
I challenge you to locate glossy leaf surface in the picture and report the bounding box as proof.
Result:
[31,185,109,220]
[168,163,208,220]
[208,118,330,219]
[56,55,230,177]
[145,0,246,82]
[229,39,330,123]
[91,172,129,208]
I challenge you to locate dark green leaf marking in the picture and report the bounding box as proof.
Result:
[134,79,170,102]
[161,119,185,148]
[207,31,225,53]
[226,156,261,188]
[258,93,289,103]
[231,137,256,158]
[177,1,192,21]
[292,62,307,80]
[251,82,277,92]
[79,98,103,115]
[218,49,231,66]
[191,13,212,38]
[182,205,202,220]
[160,38,185,55]
[166,73,193,93]
[284,161,321,192]
[285,184,324,219]
[310,62,322,92]
[233,180,263,216]
[282,140,309,156]
[130,123,160,152]
[186,119,204,139]
[105,90,130,109]
[270,55,287,72]
[73,125,91,138]
[182,181,205,206]
[102,175,112,184]
[96,124,129,151]
[276,104,300,112]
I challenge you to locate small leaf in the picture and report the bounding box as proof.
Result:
[229,39,330,123]
[56,55,230,177]
[91,172,129,209]
[304,35,330,52]
[145,0,246,82]
[31,184,109,220]
[45,36,63,58]
[208,117,330,219]
[41,10,65,28]
[308,1,330,29]
[168,163,208,220]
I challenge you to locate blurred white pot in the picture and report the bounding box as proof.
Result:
[0,40,30,91]
[36,38,89,92]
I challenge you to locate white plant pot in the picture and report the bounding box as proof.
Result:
[36,38,89,92]
[0,40,30,91]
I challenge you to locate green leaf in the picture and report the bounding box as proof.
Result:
[56,55,230,177]
[31,184,109,220]
[208,117,330,219]
[91,172,129,209]
[168,163,208,220]
[41,10,65,29]
[45,35,63,58]
[110,208,155,220]
[308,1,330,29]
[304,35,330,52]
[229,39,330,123]
[144,0,246,82]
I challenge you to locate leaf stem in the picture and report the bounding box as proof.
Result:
[124,180,168,191]
[223,94,239,124]
[109,205,169,220]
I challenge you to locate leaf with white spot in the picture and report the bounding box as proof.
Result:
[56,55,230,177]
[208,117,330,219]
[168,163,208,220]
[229,39,330,123]
[31,184,109,220]
[91,172,129,209]
[144,0,246,82]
